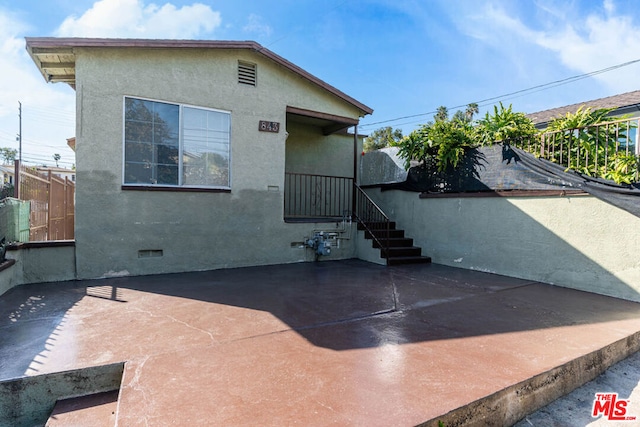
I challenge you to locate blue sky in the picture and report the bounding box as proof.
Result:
[2,0,640,167]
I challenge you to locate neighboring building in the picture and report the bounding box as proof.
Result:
[66,137,76,152]
[26,38,373,279]
[35,166,76,182]
[527,90,640,129]
[0,166,14,188]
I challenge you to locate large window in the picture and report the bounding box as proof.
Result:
[124,97,231,189]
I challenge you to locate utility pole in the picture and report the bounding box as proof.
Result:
[18,101,22,163]
[15,101,22,199]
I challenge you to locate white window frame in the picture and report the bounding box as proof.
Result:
[122,96,232,190]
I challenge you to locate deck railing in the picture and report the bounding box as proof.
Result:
[284,173,353,219]
[509,117,640,183]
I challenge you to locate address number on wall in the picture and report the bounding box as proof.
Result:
[259,120,280,133]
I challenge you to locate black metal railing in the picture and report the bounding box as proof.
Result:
[509,117,640,183]
[284,173,353,219]
[353,184,391,259]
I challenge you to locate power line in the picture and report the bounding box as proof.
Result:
[359,58,640,129]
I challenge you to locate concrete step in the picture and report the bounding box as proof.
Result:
[382,246,423,258]
[364,229,405,239]
[46,390,119,427]
[372,237,414,248]
[357,221,396,231]
[386,255,432,265]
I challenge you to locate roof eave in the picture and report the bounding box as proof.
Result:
[24,37,373,116]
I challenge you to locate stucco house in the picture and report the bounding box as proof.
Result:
[25,38,382,279]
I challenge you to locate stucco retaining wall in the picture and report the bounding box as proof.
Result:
[364,188,640,302]
[0,244,76,296]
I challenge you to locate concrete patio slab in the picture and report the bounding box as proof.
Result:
[1,259,640,426]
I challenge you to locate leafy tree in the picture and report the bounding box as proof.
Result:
[546,106,613,130]
[363,127,403,152]
[0,184,13,199]
[393,101,639,185]
[475,102,537,145]
[394,118,474,172]
[434,106,448,122]
[452,110,466,123]
[0,147,17,164]
[465,103,479,122]
[543,107,637,182]
[449,103,480,124]
[53,153,61,167]
[446,103,480,125]
[601,153,639,184]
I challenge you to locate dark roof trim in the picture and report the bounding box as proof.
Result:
[527,90,640,126]
[25,37,373,116]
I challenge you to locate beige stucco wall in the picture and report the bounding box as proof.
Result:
[285,122,360,177]
[365,188,640,302]
[73,47,364,279]
[0,246,76,295]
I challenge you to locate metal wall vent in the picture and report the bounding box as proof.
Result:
[138,249,163,258]
[238,61,257,86]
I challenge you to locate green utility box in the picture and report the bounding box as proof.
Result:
[0,198,30,243]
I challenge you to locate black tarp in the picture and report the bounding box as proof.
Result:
[376,145,640,218]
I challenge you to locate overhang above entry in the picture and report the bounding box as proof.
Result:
[286,106,358,136]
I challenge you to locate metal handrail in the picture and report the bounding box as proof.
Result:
[284,172,353,219]
[353,183,391,261]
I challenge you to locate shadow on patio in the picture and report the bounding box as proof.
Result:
[2,259,640,425]
[93,259,640,349]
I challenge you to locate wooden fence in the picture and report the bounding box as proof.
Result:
[14,160,75,241]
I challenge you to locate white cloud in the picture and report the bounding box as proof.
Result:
[0,10,33,117]
[56,0,222,39]
[243,14,272,38]
[537,3,640,92]
[461,0,640,93]
[0,9,76,165]
[1,0,224,166]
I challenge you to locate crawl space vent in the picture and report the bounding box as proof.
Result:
[238,61,257,86]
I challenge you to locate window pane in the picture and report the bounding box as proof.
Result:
[124,162,153,184]
[124,98,230,188]
[125,121,153,144]
[125,141,153,163]
[182,107,230,187]
[157,165,179,185]
[124,98,179,185]
[157,143,179,166]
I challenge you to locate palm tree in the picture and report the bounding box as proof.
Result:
[53,153,61,167]
[465,103,479,122]
[434,106,448,122]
